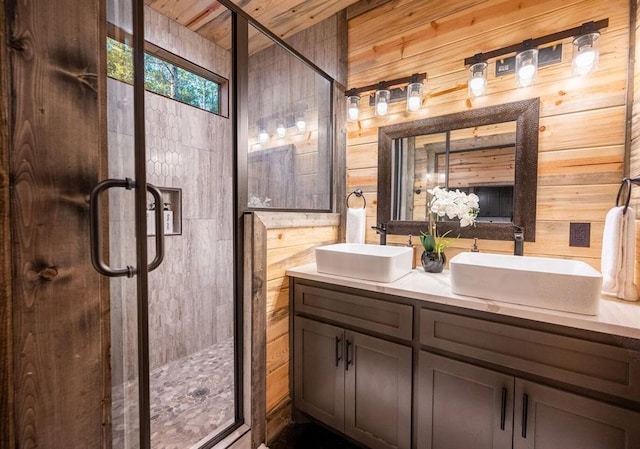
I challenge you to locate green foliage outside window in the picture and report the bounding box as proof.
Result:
[107,37,220,115]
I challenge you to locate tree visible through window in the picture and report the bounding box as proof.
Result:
[107,37,221,115]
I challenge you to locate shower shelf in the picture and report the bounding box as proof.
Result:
[147,186,182,236]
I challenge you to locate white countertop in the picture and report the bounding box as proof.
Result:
[287,264,640,340]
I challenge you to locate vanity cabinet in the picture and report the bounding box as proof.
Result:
[290,278,640,449]
[293,283,413,449]
[417,352,514,449]
[417,352,640,449]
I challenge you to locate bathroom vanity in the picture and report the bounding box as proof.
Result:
[287,265,640,449]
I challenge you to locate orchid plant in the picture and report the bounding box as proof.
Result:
[419,186,480,255]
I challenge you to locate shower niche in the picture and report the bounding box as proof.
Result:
[147,187,182,236]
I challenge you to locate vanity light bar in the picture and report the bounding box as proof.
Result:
[462,19,608,67]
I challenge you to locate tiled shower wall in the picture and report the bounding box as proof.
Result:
[108,7,233,385]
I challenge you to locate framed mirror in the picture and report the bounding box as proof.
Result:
[377,98,539,241]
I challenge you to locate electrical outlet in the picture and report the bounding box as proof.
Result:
[569,222,590,248]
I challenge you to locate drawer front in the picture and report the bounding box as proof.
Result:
[295,283,413,340]
[420,309,640,402]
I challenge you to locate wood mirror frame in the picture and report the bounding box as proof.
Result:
[377,98,539,242]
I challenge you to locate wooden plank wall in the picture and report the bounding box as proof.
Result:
[0,0,13,446]
[253,212,340,443]
[5,0,109,448]
[347,0,630,269]
[632,1,640,286]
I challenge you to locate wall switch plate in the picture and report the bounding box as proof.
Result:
[569,222,590,248]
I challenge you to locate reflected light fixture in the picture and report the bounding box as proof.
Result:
[515,46,538,87]
[347,90,361,121]
[572,31,600,76]
[468,61,488,97]
[258,128,269,144]
[296,117,306,133]
[406,74,424,112]
[276,122,286,139]
[375,82,390,117]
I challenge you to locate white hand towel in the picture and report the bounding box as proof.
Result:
[346,207,366,244]
[601,206,639,301]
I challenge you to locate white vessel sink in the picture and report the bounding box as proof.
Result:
[315,243,413,283]
[449,252,603,315]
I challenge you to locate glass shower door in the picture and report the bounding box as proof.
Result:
[101,0,238,448]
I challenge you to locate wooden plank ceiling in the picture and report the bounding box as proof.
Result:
[145,0,361,52]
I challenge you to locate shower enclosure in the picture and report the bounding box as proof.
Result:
[103,0,238,448]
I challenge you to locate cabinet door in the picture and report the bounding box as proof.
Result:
[294,317,345,431]
[514,379,640,449]
[417,352,514,449]
[344,331,412,449]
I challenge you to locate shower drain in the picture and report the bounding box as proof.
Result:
[188,387,210,399]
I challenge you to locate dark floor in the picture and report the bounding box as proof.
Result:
[270,423,363,449]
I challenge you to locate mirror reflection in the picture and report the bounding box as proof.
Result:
[393,122,517,224]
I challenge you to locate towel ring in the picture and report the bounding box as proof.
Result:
[616,178,632,215]
[346,189,367,209]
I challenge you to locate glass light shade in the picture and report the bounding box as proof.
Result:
[468,62,488,97]
[515,48,538,87]
[296,118,306,133]
[258,129,269,144]
[276,123,286,138]
[406,82,423,112]
[375,89,390,117]
[572,32,600,76]
[347,95,360,121]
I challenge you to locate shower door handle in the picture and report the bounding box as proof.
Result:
[90,178,165,277]
[146,183,165,272]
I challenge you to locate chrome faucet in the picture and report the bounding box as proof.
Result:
[514,226,524,256]
[371,223,387,245]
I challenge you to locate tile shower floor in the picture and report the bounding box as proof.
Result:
[112,337,235,449]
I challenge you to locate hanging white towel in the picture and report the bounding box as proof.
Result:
[346,207,366,244]
[601,206,639,301]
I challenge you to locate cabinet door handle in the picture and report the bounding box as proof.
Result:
[500,387,507,431]
[521,393,529,438]
[335,336,342,367]
[345,339,352,370]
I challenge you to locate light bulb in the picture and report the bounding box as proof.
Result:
[407,95,421,112]
[296,119,306,133]
[258,129,269,144]
[406,79,423,112]
[517,64,536,86]
[375,88,390,117]
[469,77,486,96]
[276,123,286,138]
[347,94,360,121]
[376,99,388,116]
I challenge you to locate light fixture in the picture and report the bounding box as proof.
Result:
[296,117,306,133]
[258,128,269,144]
[406,74,423,112]
[347,89,360,121]
[345,73,427,120]
[375,83,390,117]
[515,45,538,87]
[468,61,488,97]
[572,31,599,76]
[463,19,608,91]
[276,122,286,138]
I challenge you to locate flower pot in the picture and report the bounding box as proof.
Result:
[421,251,446,273]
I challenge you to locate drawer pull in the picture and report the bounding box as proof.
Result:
[335,336,342,367]
[500,387,507,431]
[522,393,529,438]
